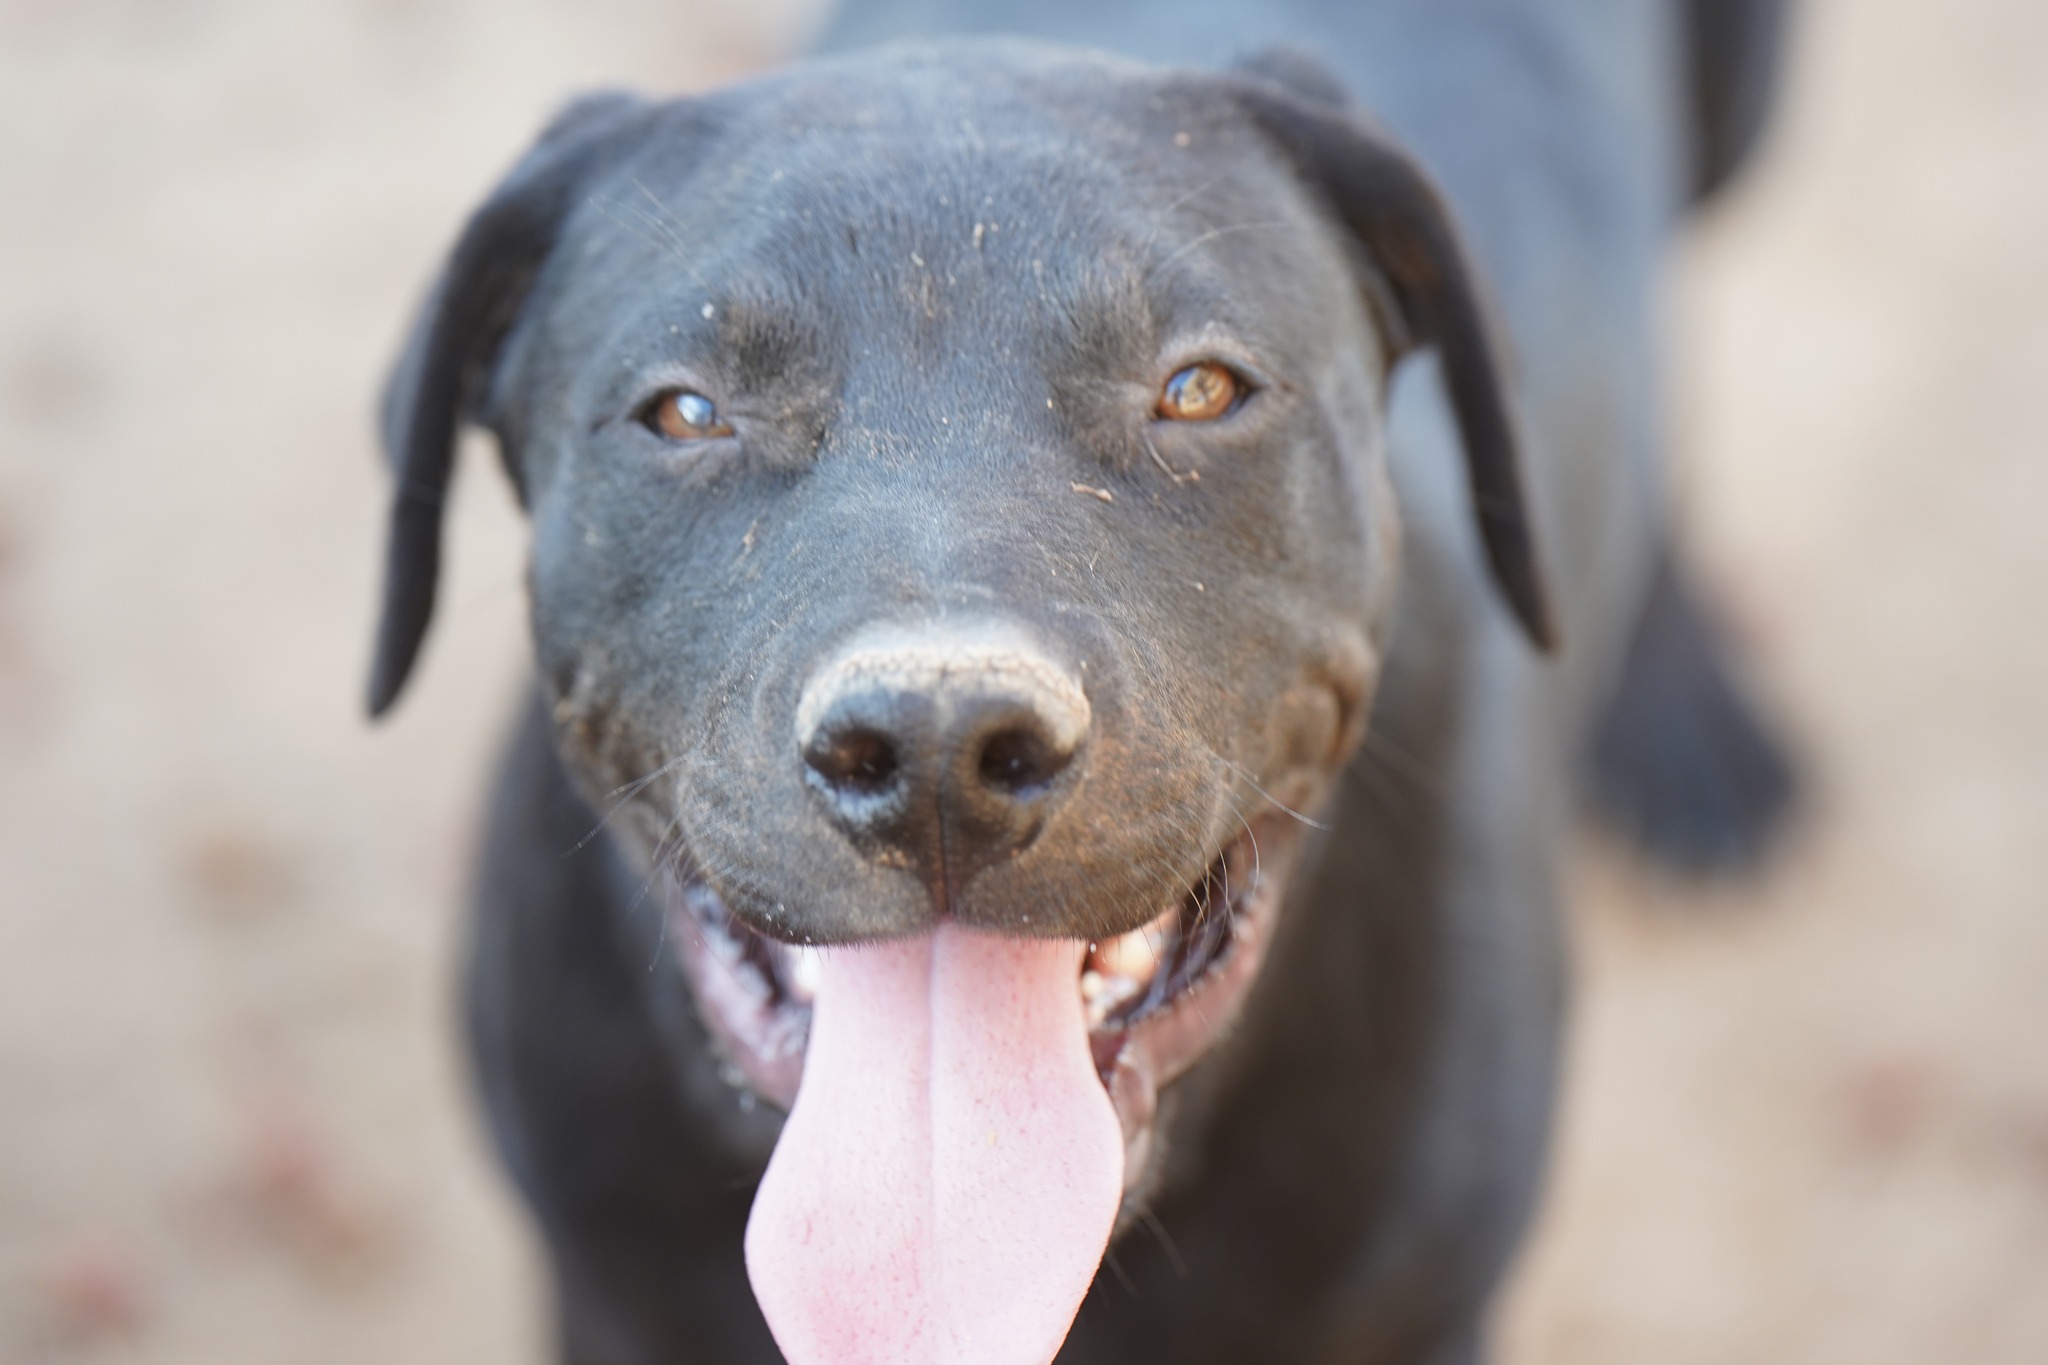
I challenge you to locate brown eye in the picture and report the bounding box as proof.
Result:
[646,389,732,441]
[1157,362,1242,422]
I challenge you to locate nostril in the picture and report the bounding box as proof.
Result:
[976,725,1068,797]
[806,726,901,796]
[795,628,1092,882]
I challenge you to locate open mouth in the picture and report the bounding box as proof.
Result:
[668,815,1294,1178]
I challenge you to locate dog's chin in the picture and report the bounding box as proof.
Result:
[666,814,1300,1196]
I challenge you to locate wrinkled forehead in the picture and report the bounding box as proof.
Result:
[682,42,1258,219]
[557,51,1345,363]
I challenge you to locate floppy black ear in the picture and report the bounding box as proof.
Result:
[1229,75,1559,653]
[368,91,651,717]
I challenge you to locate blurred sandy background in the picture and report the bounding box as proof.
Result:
[0,0,2042,1361]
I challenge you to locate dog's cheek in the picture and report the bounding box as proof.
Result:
[527,515,664,803]
[535,637,641,798]
[1266,680,1349,806]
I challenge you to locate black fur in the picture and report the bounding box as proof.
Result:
[1588,0,1802,871]
[1590,552,1799,873]
[370,92,654,716]
[367,3,1796,1360]
[1231,78,1558,652]
[1686,0,1796,202]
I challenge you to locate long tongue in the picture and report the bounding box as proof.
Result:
[745,925,1124,1365]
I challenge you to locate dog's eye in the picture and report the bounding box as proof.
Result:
[643,389,733,442]
[1157,362,1244,422]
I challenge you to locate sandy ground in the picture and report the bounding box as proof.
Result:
[0,0,2042,1361]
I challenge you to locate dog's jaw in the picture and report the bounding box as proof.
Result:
[665,812,1298,1363]
[667,811,1299,1192]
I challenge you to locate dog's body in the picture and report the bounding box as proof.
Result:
[372,2,1792,1361]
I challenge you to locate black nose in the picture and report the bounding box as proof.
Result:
[797,629,1090,905]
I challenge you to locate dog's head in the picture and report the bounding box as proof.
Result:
[371,40,1549,1365]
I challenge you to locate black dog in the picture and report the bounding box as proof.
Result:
[369,2,1792,1360]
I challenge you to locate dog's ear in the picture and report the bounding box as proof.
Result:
[1228,47,1354,111]
[1228,77,1559,653]
[369,91,652,718]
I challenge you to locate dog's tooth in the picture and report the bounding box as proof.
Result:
[1081,970,1109,1027]
[1096,924,1164,985]
[1095,933,1153,983]
[785,946,824,1003]
[1080,967,1145,1028]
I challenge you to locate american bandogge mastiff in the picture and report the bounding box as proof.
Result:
[368,1,1794,1360]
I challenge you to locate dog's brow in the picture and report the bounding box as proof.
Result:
[1150,218,1295,275]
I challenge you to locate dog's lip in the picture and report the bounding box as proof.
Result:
[669,876,813,1107]
[664,817,1294,1186]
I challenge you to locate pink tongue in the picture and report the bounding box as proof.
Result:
[745,924,1124,1365]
